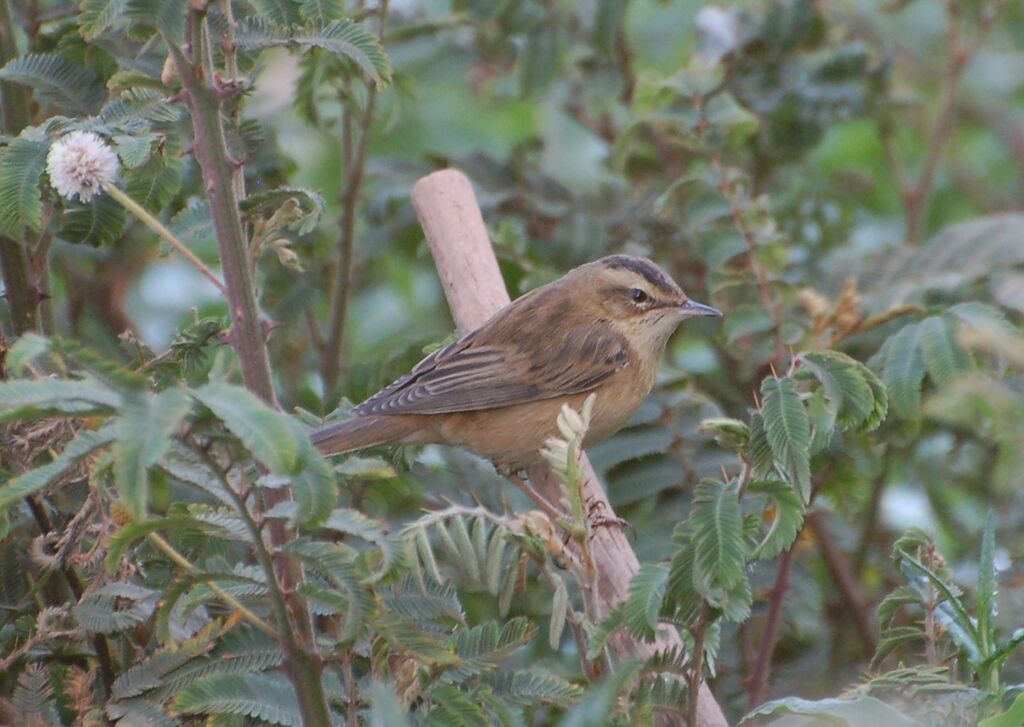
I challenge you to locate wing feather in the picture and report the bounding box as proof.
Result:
[354,324,630,416]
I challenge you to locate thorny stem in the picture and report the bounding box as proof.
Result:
[146,531,276,636]
[190,444,299,653]
[219,0,245,201]
[342,650,359,727]
[166,8,329,721]
[321,1,387,396]
[106,186,226,293]
[165,8,278,408]
[746,542,794,710]
[0,0,42,337]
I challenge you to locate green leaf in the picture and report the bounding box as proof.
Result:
[556,662,639,727]
[288,425,338,526]
[800,350,878,431]
[692,479,745,590]
[881,322,926,419]
[664,533,701,624]
[170,199,214,244]
[322,507,391,580]
[79,0,130,39]
[979,693,1024,727]
[0,377,120,420]
[918,315,972,388]
[897,551,981,664]
[298,20,392,86]
[0,426,115,513]
[741,695,924,726]
[171,672,301,725]
[114,133,155,169]
[59,193,126,246]
[623,562,668,642]
[298,0,345,24]
[193,383,300,474]
[876,585,921,626]
[0,53,106,114]
[100,88,182,126]
[747,411,776,478]
[239,185,325,235]
[423,684,491,726]
[74,582,158,633]
[871,625,924,670]
[104,514,226,573]
[445,618,539,681]
[378,612,460,666]
[125,0,185,44]
[549,577,568,649]
[114,389,191,519]
[236,17,392,87]
[748,479,804,560]
[247,0,303,25]
[586,603,626,660]
[125,147,183,213]
[976,510,997,658]
[760,377,812,502]
[113,647,205,700]
[484,670,582,709]
[0,136,48,238]
[7,333,50,375]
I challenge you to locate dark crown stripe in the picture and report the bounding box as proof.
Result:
[601,255,677,294]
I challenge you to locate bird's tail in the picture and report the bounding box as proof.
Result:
[309,415,418,456]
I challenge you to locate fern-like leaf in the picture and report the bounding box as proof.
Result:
[192,383,300,474]
[691,480,746,592]
[484,670,583,708]
[918,315,971,388]
[79,0,130,39]
[114,388,191,518]
[0,136,48,238]
[171,672,302,725]
[0,426,116,513]
[760,376,812,502]
[298,0,346,25]
[59,193,126,246]
[747,479,804,560]
[0,53,106,114]
[125,148,184,213]
[623,562,669,642]
[881,322,926,419]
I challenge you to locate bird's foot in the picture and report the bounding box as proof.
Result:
[585,498,634,538]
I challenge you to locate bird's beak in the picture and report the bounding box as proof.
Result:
[679,299,722,318]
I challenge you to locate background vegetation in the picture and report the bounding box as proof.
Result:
[1,0,1023,724]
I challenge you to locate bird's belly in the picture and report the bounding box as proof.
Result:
[433,374,650,468]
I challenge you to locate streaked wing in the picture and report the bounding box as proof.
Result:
[354,324,631,416]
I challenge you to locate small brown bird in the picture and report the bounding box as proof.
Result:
[311,255,721,468]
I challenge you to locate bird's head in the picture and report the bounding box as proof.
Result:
[574,255,721,348]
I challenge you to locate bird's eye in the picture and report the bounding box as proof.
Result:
[630,288,648,303]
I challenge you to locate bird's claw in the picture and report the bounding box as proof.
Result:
[584,497,635,538]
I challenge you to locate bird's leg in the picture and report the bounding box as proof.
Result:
[496,464,568,523]
[584,496,634,538]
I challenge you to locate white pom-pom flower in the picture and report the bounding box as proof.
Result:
[46,131,120,203]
